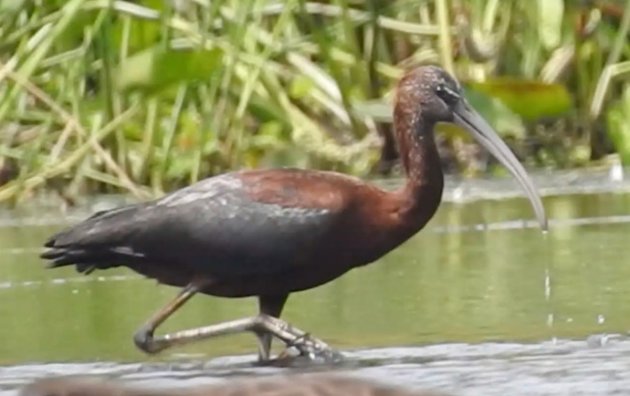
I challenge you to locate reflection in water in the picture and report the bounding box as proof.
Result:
[18,373,449,396]
[545,268,554,331]
[0,183,629,395]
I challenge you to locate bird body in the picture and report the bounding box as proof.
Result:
[40,65,547,361]
[43,167,442,298]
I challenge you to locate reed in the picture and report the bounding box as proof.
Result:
[1,0,629,203]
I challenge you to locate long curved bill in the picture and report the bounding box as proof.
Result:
[452,99,548,231]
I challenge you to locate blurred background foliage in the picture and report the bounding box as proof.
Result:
[0,0,629,202]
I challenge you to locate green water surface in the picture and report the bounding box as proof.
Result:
[0,191,629,365]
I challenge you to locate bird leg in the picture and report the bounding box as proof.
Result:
[255,332,272,361]
[133,284,198,354]
[133,286,341,362]
[139,313,338,361]
[255,295,288,361]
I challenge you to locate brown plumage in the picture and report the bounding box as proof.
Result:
[40,65,547,362]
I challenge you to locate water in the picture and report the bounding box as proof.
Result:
[1,170,630,395]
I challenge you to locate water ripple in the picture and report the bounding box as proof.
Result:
[1,338,630,396]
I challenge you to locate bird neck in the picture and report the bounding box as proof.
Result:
[394,111,444,219]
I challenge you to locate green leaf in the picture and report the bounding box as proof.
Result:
[352,99,393,122]
[536,0,564,49]
[0,0,26,14]
[463,88,526,139]
[606,84,630,164]
[468,78,572,121]
[110,18,161,55]
[116,47,224,94]
[289,75,315,99]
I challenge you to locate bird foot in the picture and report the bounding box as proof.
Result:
[278,333,344,364]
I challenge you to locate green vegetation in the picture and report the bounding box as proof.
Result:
[0,0,629,202]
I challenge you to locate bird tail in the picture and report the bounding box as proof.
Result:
[41,204,142,273]
[40,245,107,274]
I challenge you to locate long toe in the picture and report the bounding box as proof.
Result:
[291,334,344,363]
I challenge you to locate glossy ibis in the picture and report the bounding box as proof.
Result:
[20,374,452,396]
[41,65,547,362]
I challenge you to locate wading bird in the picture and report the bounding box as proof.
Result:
[41,66,547,363]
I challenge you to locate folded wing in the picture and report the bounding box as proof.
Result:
[41,171,345,277]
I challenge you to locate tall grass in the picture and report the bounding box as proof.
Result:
[0,0,629,203]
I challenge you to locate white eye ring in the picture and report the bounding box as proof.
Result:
[436,84,460,104]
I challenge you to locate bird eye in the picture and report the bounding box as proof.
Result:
[435,83,460,105]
